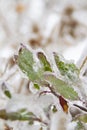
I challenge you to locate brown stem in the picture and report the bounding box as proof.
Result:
[45,83,60,98]
[32,117,48,125]
[44,83,87,113]
[73,104,87,113]
[0,109,48,125]
[39,91,51,97]
[80,56,87,71]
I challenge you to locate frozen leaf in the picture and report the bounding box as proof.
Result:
[75,114,87,123]
[4,90,12,99]
[54,52,80,81]
[37,52,52,72]
[17,46,78,100]
[28,120,34,125]
[44,74,78,100]
[0,109,35,121]
[18,108,27,113]
[34,83,40,90]
[17,46,39,81]
[59,96,68,113]
[52,105,57,113]
[2,83,12,99]
[75,121,85,130]
[39,127,43,130]
[18,109,35,119]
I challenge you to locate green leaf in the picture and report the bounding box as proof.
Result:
[17,46,78,100]
[4,90,12,98]
[44,74,78,100]
[75,121,85,130]
[18,109,35,120]
[54,52,80,81]
[18,108,27,113]
[52,105,57,113]
[17,47,39,81]
[75,114,87,123]
[0,109,36,121]
[28,119,34,125]
[38,52,52,72]
[39,127,43,130]
[34,83,40,90]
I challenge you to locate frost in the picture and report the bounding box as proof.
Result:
[17,46,79,100]
[6,93,54,121]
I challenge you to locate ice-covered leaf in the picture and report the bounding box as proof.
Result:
[52,105,57,113]
[2,82,12,99]
[17,46,39,81]
[39,127,43,130]
[54,52,80,81]
[44,74,78,100]
[18,108,27,113]
[34,83,40,90]
[18,110,35,121]
[75,121,85,130]
[0,109,35,121]
[75,114,87,123]
[4,90,12,99]
[37,52,52,72]
[17,46,78,100]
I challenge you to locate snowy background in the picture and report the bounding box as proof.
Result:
[0,0,87,130]
[0,0,87,62]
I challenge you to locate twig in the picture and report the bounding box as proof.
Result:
[43,82,87,113]
[44,83,60,98]
[73,104,87,113]
[80,56,87,71]
[0,109,48,126]
[5,69,18,81]
[39,91,51,97]
[4,124,13,130]
[32,117,48,125]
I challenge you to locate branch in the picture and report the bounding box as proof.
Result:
[0,109,48,125]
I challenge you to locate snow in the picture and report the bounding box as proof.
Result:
[0,0,87,130]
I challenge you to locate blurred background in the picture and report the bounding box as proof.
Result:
[0,0,87,130]
[0,1,87,129]
[0,0,87,65]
